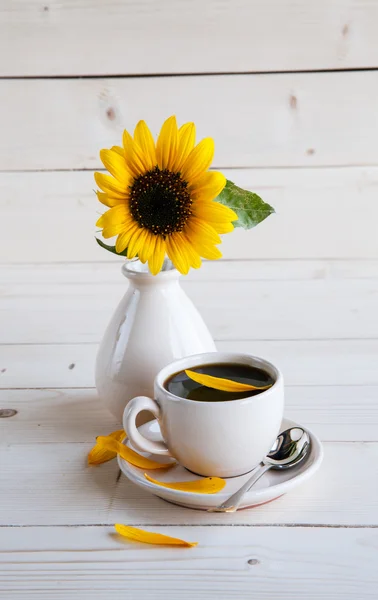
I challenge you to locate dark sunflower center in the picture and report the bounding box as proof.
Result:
[129,166,192,236]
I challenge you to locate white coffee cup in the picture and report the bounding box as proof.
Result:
[123,352,284,478]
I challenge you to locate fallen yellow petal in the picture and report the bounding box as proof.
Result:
[144,473,226,494]
[88,429,125,465]
[185,369,272,393]
[96,436,175,470]
[114,524,197,547]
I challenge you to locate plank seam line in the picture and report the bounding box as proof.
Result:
[2,384,378,391]
[2,384,378,390]
[1,440,376,446]
[2,163,378,173]
[0,523,377,529]
[1,66,378,81]
[106,468,122,519]
[4,278,378,284]
[2,338,378,348]
[2,257,378,266]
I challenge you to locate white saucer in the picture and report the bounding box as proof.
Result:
[118,418,323,511]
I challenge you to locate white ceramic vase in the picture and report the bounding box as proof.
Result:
[95,260,216,422]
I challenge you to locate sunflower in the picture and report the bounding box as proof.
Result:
[95,116,237,275]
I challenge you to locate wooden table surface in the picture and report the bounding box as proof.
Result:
[1,259,377,599]
[2,2,378,596]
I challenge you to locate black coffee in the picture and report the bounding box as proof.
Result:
[165,363,274,402]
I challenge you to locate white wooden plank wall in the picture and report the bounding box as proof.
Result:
[2,168,378,262]
[1,1,378,598]
[1,0,378,75]
[2,72,378,170]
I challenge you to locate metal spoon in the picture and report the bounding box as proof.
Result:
[208,427,311,513]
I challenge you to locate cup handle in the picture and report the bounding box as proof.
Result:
[123,396,172,456]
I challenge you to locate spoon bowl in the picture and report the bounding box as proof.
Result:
[265,427,311,469]
[209,426,311,512]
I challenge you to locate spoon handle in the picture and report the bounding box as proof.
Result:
[208,463,272,513]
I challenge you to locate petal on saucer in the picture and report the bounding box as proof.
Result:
[144,473,226,494]
[96,436,175,470]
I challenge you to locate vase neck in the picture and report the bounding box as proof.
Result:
[121,260,180,287]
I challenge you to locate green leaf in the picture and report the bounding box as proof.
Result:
[95,237,128,257]
[216,180,275,229]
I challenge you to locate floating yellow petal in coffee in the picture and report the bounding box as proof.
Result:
[114,524,197,547]
[144,473,226,494]
[96,436,174,470]
[88,429,125,465]
[185,369,272,392]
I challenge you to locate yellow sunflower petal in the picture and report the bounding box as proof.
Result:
[181,137,215,182]
[88,430,126,465]
[166,234,190,275]
[100,212,133,235]
[122,129,134,155]
[126,228,149,260]
[111,145,125,157]
[193,200,237,223]
[183,243,202,269]
[174,232,202,270]
[144,473,226,494]
[191,202,236,234]
[209,221,235,234]
[115,223,139,253]
[156,115,178,171]
[96,191,124,208]
[100,149,129,183]
[138,231,155,263]
[148,236,166,275]
[114,524,197,547]
[145,234,157,269]
[185,370,272,393]
[190,171,227,202]
[186,235,223,261]
[96,204,129,228]
[197,246,222,260]
[171,122,196,172]
[96,437,175,470]
[185,217,221,245]
[122,129,149,178]
[95,172,128,197]
[134,120,157,170]
[102,221,133,239]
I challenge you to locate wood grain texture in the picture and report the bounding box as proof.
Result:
[1,0,376,590]
[1,527,377,599]
[2,385,377,444]
[0,440,376,526]
[1,339,378,389]
[3,259,378,285]
[2,267,378,344]
[2,72,378,170]
[2,167,378,262]
[1,0,378,76]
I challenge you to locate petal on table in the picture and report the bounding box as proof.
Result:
[88,429,125,465]
[114,524,197,547]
